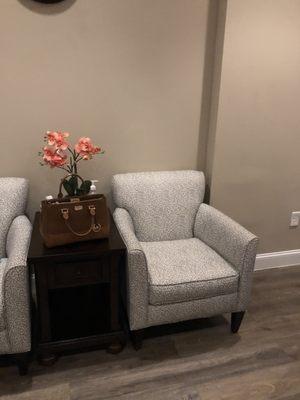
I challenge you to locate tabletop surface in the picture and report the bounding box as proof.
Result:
[28,211,126,263]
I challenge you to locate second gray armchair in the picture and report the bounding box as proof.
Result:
[0,178,32,374]
[112,170,258,348]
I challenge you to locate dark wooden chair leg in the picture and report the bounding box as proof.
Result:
[131,329,144,350]
[231,311,245,333]
[14,352,29,376]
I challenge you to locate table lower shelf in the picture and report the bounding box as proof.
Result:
[36,281,126,364]
[38,330,126,364]
[48,283,112,341]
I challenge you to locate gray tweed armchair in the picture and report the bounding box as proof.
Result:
[112,170,258,348]
[0,178,32,374]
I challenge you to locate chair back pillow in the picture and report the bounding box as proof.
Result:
[0,178,29,258]
[112,170,205,241]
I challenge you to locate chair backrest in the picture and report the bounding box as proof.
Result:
[0,178,29,257]
[112,170,205,242]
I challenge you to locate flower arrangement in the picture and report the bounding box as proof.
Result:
[39,131,104,196]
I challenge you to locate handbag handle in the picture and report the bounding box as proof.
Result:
[61,205,102,236]
[57,174,85,198]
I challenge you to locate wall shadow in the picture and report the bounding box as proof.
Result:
[196,0,227,183]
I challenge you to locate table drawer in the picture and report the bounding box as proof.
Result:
[49,259,109,288]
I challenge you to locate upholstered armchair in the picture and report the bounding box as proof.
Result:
[112,171,258,348]
[0,178,32,374]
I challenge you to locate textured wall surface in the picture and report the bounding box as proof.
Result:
[209,0,300,252]
[0,0,208,217]
[2,0,300,253]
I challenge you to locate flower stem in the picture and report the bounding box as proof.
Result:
[57,166,70,173]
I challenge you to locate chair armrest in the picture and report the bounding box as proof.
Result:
[6,215,32,268]
[113,208,149,330]
[194,204,258,310]
[113,207,143,253]
[194,204,258,271]
[3,215,32,353]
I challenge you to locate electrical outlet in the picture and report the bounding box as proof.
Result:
[290,211,300,227]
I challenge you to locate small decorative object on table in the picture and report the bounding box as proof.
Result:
[39,131,104,196]
[39,131,109,247]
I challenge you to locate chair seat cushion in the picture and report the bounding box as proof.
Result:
[141,238,239,306]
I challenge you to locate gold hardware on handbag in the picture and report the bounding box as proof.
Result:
[39,174,110,248]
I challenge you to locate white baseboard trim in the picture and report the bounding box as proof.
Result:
[255,249,300,270]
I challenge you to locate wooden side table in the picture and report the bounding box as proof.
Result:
[28,211,126,364]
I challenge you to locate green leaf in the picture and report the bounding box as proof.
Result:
[69,175,78,192]
[63,179,75,196]
[79,180,91,195]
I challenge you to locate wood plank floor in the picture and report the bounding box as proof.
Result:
[1,266,300,400]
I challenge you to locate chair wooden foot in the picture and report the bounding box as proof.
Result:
[131,329,144,350]
[14,352,30,376]
[231,311,245,333]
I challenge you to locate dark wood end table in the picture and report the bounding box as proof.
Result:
[28,211,126,364]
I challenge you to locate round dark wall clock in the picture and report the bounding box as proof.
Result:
[32,0,66,3]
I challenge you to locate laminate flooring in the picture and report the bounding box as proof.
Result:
[1,266,300,400]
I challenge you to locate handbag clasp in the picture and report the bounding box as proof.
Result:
[61,208,69,220]
[88,205,96,216]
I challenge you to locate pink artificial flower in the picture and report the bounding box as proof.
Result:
[75,137,101,160]
[43,145,67,168]
[46,131,69,150]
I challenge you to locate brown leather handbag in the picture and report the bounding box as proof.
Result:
[40,174,110,248]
